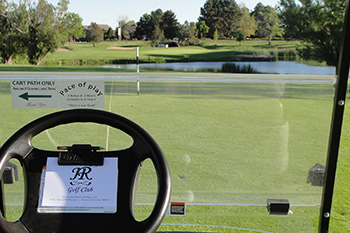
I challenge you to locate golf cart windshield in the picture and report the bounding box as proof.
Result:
[0,71,336,232]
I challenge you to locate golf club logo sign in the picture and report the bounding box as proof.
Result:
[68,166,94,194]
[38,158,118,214]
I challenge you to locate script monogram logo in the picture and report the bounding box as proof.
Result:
[68,167,94,194]
[70,167,92,181]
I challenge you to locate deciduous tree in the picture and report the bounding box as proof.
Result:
[104,27,114,41]
[278,0,345,66]
[253,3,268,38]
[135,9,180,40]
[26,0,60,65]
[123,21,136,40]
[117,16,136,40]
[86,22,104,47]
[58,12,84,42]
[199,0,241,38]
[253,3,282,45]
[0,0,84,65]
[198,20,209,38]
[237,7,258,42]
[213,28,219,43]
[179,21,198,45]
[0,0,27,64]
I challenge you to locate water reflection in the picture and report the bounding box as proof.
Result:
[103,61,336,75]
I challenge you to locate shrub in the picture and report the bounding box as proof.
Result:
[277,50,298,61]
[221,63,258,73]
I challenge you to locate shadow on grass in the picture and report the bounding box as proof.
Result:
[148,50,246,62]
[252,44,300,50]
[201,45,240,50]
[0,65,134,72]
[104,81,334,101]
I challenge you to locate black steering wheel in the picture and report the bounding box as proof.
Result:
[0,109,171,233]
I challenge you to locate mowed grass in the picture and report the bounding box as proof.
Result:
[329,101,350,233]
[0,78,345,232]
[41,40,303,66]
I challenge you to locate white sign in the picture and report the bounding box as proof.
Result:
[11,80,105,109]
[38,157,118,213]
[11,80,58,108]
[57,80,104,109]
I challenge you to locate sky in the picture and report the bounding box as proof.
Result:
[45,0,279,28]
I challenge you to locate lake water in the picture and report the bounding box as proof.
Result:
[103,61,336,75]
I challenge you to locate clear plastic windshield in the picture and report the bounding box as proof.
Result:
[0,72,335,232]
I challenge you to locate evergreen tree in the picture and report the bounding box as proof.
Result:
[151,8,163,28]
[104,27,115,41]
[162,10,179,39]
[135,13,155,40]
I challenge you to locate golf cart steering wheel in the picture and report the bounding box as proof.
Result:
[0,109,171,233]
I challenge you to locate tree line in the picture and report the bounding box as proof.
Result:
[102,3,281,46]
[0,0,84,65]
[0,0,347,66]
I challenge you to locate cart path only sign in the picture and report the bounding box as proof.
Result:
[11,80,104,109]
[11,80,58,108]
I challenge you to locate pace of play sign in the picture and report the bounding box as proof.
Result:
[11,80,104,109]
[57,81,104,109]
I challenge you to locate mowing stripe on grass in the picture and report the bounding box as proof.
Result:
[106,81,114,150]
[135,203,320,207]
[161,223,273,233]
[5,202,321,208]
[5,203,23,206]
[45,130,58,147]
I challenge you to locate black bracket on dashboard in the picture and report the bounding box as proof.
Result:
[267,199,290,215]
[57,144,104,166]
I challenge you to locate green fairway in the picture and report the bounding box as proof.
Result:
[41,40,303,66]
[0,76,342,232]
[0,65,135,72]
[0,40,324,73]
[329,102,350,233]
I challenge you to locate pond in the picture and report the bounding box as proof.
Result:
[103,61,336,75]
